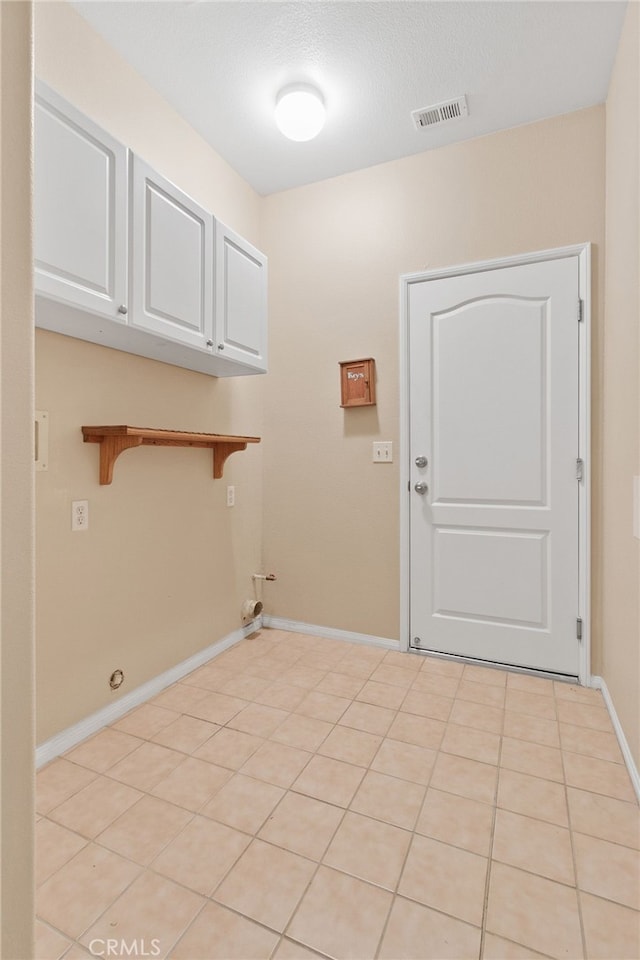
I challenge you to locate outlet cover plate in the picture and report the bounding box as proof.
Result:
[71,499,89,531]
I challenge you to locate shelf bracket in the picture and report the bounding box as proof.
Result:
[213,441,248,479]
[98,435,144,485]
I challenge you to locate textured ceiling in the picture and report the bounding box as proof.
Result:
[71,1,627,196]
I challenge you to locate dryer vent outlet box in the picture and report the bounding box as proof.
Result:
[412,95,468,130]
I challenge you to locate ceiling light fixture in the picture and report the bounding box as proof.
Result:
[275,84,326,142]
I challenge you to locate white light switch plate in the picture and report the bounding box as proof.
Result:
[373,442,393,463]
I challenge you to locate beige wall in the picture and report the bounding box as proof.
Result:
[35,2,265,741]
[36,1,632,767]
[262,109,606,655]
[0,2,35,956]
[602,1,640,767]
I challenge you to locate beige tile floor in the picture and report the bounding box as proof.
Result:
[35,629,640,960]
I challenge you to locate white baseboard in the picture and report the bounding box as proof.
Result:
[36,618,262,769]
[590,675,640,803]
[261,615,400,651]
[37,616,396,769]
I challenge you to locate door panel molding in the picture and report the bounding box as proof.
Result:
[399,243,591,684]
[431,295,548,505]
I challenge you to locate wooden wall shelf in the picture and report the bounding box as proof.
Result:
[81,425,260,485]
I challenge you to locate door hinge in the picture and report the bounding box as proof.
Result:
[576,617,583,641]
[578,299,584,323]
[576,458,584,481]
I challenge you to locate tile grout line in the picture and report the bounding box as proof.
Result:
[477,679,506,960]
[557,680,589,960]
[43,654,474,954]
[33,917,76,959]
[153,898,209,959]
[45,795,216,956]
[201,639,385,956]
[271,662,411,955]
[48,717,627,848]
[39,647,343,957]
[68,737,333,949]
[371,703,447,960]
[274,822,348,952]
[37,634,638,960]
[261,654,428,956]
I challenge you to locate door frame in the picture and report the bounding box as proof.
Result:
[399,243,592,685]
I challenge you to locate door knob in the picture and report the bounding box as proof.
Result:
[414,482,428,495]
[415,456,428,468]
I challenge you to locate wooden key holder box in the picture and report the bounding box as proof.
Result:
[339,358,376,408]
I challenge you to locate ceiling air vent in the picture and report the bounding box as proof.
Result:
[411,95,468,131]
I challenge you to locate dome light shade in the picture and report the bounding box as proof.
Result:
[275,84,326,142]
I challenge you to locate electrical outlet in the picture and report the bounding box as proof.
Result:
[372,441,393,463]
[226,485,235,507]
[71,499,89,531]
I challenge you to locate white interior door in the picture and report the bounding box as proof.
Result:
[409,255,581,675]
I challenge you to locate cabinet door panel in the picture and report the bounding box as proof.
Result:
[34,82,128,320]
[215,222,267,370]
[132,158,213,350]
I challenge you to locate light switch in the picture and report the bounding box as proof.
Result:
[372,442,393,463]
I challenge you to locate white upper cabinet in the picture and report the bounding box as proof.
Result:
[34,82,128,321]
[215,221,267,371]
[34,83,267,377]
[131,158,214,351]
